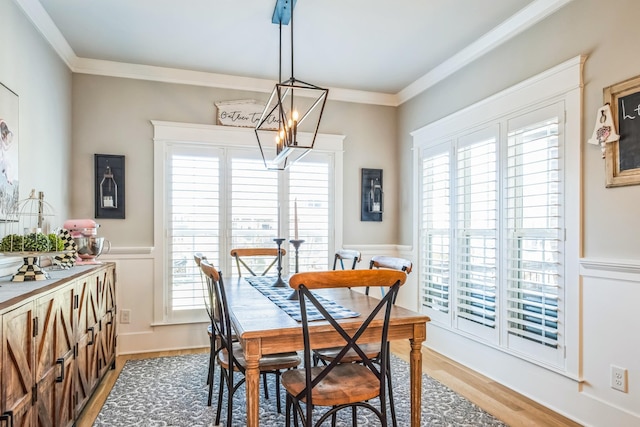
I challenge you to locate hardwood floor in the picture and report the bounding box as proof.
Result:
[391,341,582,427]
[76,344,582,427]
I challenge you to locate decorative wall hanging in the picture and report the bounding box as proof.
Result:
[94,154,125,219]
[603,75,640,187]
[0,82,19,220]
[215,100,279,129]
[587,103,619,158]
[361,168,383,222]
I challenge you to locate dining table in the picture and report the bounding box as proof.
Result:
[224,275,431,427]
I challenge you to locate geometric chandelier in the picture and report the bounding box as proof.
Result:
[255,0,328,170]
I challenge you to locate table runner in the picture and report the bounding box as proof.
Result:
[244,276,360,322]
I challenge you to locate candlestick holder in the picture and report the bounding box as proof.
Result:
[272,238,287,287]
[287,239,305,300]
[289,239,305,273]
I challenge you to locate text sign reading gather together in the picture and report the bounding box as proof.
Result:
[215,100,279,129]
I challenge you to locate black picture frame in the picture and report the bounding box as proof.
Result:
[95,154,125,219]
[361,168,383,222]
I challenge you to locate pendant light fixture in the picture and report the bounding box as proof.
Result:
[255,0,329,170]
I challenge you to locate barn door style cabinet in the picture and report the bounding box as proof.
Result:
[0,263,116,427]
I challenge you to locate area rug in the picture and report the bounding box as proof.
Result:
[93,353,507,427]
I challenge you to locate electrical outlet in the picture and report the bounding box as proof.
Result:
[611,365,628,393]
[120,309,131,324]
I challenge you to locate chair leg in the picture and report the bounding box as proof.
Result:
[285,394,291,427]
[352,406,358,425]
[387,369,397,427]
[207,336,216,406]
[262,372,269,400]
[275,371,282,414]
[226,370,234,427]
[215,366,224,426]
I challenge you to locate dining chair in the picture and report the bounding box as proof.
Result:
[312,255,413,426]
[199,260,301,426]
[332,249,361,270]
[310,248,364,367]
[332,249,362,289]
[193,252,217,406]
[230,247,286,277]
[368,255,413,300]
[282,269,406,427]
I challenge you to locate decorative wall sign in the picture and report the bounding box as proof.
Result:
[0,83,19,220]
[215,99,279,129]
[604,75,640,187]
[94,154,125,219]
[361,168,383,222]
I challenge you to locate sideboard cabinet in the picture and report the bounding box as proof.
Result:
[0,263,116,427]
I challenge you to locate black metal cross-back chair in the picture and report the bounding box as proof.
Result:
[311,255,413,427]
[332,249,362,270]
[199,260,301,426]
[368,255,413,301]
[282,269,406,427]
[230,247,286,277]
[193,252,219,406]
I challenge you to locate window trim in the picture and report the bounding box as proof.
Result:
[151,121,345,324]
[411,56,583,378]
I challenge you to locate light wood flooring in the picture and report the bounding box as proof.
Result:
[76,343,582,427]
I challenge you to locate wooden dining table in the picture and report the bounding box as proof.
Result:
[224,276,431,426]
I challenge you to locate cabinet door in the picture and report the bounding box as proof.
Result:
[97,265,116,377]
[34,284,76,427]
[74,273,101,414]
[2,302,35,427]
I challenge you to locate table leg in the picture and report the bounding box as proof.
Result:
[410,338,423,427]
[245,354,261,427]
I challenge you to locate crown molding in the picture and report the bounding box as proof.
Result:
[397,0,574,104]
[15,0,572,107]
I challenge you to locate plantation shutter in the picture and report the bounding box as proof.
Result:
[168,147,220,311]
[455,128,498,337]
[420,148,451,320]
[288,156,331,272]
[229,156,279,274]
[505,105,563,359]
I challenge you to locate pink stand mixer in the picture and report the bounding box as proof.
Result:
[63,219,111,264]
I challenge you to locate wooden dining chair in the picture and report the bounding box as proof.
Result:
[369,255,413,274]
[193,252,218,406]
[282,269,406,427]
[310,248,364,366]
[312,255,413,426]
[199,260,301,426]
[332,249,361,270]
[230,247,286,277]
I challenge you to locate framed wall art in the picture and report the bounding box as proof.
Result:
[604,75,640,187]
[95,154,125,219]
[361,168,383,222]
[0,83,19,220]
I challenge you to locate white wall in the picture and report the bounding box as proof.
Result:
[0,0,72,221]
[398,0,640,425]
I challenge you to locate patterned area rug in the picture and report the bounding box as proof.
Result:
[93,353,508,427]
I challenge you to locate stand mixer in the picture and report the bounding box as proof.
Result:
[63,219,111,264]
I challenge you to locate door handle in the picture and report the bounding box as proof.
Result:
[55,358,65,383]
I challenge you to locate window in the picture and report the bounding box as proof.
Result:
[152,122,344,323]
[413,57,582,373]
[288,159,331,272]
[167,147,220,312]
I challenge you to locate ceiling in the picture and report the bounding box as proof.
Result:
[20,0,572,105]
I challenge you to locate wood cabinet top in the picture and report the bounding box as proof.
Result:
[0,263,114,312]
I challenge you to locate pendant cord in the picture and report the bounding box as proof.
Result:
[278,21,282,83]
[290,1,294,81]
